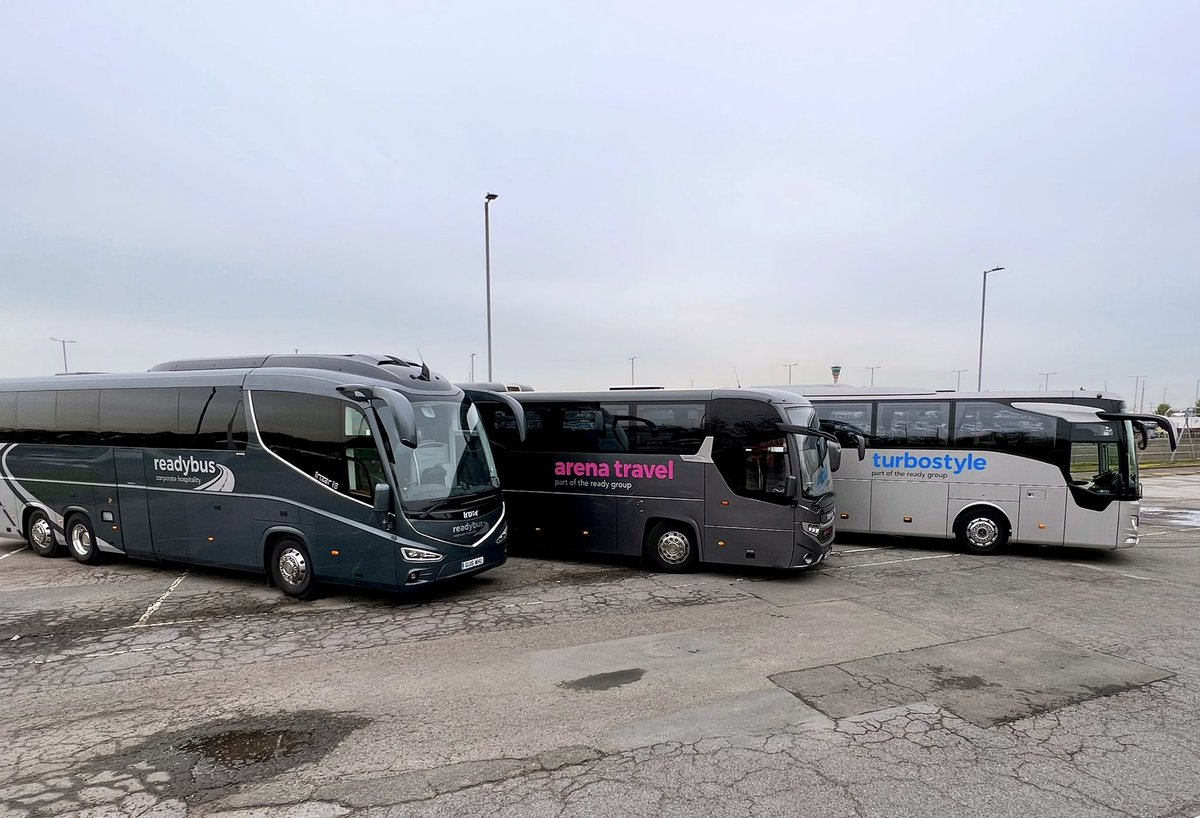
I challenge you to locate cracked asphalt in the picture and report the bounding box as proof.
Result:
[1,471,1198,817]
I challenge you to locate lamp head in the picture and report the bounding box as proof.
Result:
[485,193,498,201]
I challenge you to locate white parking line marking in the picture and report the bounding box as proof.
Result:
[0,546,28,561]
[133,571,189,627]
[1068,563,1158,581]
[828,553,958,569]
[836,547,888,554]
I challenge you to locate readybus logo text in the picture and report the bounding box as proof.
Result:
[152,456,236,492]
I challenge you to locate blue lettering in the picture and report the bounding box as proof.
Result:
[903,453,918,468]
[872,453,881,468]
[973,455,987,470]
[918,456,932,468]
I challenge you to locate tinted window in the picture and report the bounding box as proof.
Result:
[180,387,249,450]
[253,391,380,502]
[56,390,100,445]
[624,403,705,455]
[875,401,949,447]
[707,398,793,503]
[953,401,1057,452]
[815,401,872,447]
[519,403,630,453]
[0,392,17,437]
[100,388,180,448]
[16,391,56,444]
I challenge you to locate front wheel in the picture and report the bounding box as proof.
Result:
[645,522,698,573]
[270,538,319,599]
[26,510,61,557]
[956,508,1009,555]
[66,514,102,565]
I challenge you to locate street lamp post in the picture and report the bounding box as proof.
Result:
[1039,371,1056,391]
[952,369,968,391]
[865,366,880,387]
[628,356,637,384]
[977,266,1005,390]
[1129,375,1147,413]
[470,353,476,382]
[784,362,798,385]
[50,337,77,374]
[484,193,498,381]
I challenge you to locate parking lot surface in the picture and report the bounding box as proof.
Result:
[2,472,1199,817]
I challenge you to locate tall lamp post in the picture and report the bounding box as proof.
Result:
[1039,371,1056,391]
[50,337,77,374]
[952,369,968,391]
[865,366,880,387]
[470,353,476,382]
[784,362,798,385]
[484,193,498,381]
[977,266,1005,390]
[628,356,637,384]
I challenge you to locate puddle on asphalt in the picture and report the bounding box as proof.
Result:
[1141,507,1200,527]
[181,728,310,769]
[558,668,646,691]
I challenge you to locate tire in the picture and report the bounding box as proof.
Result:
[956,508,1009,555]
[270,538,318,599]
[65,514,102,565]
[26,509,61,558]
[645,522,698,573]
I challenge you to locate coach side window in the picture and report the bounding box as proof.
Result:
[707,399,794,504]
[625,403,705,455]
[0,393,15,439]
[56,390,100,445]
[179,387,249,450]
[953,401,1056,453]
[14,391,56,444]
[99,388,180,448]
[874,402,949,447]
[253,391,377,502]
[815,402,873,447]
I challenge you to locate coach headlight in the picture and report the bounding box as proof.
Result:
[496,523,509,545]
[400,546,444,563]
[802,522,822,538]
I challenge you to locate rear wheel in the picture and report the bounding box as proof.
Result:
[66,514,102,565]
[645,522,698,573]
[26,510,60,557]
[956,508,1009,555]
[270,538,318,599]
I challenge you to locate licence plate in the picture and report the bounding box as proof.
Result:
[461,556,485,570]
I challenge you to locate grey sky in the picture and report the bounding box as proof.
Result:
[2,1,1197,407]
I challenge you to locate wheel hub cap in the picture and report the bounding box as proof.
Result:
[71,525,91,556]
[967,518,999,548]
[657,532,690,565]
[279,548,307,585]
[31,519,52,548]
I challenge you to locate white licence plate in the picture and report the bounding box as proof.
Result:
[461,556,485,570]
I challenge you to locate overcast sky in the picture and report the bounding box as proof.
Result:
[2,1,1197,408]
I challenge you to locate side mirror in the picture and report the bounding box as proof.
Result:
[829,442,843,472]
[784,474,798,500]
[372,483,392,514]
[855,434,866,461]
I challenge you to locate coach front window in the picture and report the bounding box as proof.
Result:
[1068,421,1134,498]
[396,398,500,512]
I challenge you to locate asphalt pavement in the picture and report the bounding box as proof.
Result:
[1,472,1199,817]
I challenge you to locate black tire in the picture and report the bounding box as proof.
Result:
[26,509,61,557]
[955,507,1009,555]
[645,521,698,573]
[65,514,102,565]
[270,538,319,599]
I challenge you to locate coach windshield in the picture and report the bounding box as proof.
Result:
[394,397,500,512]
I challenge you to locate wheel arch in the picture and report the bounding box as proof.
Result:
[261,525,308,584]
[952,502,1013,537]
[642,515,701,557]
[22,503,61,543]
